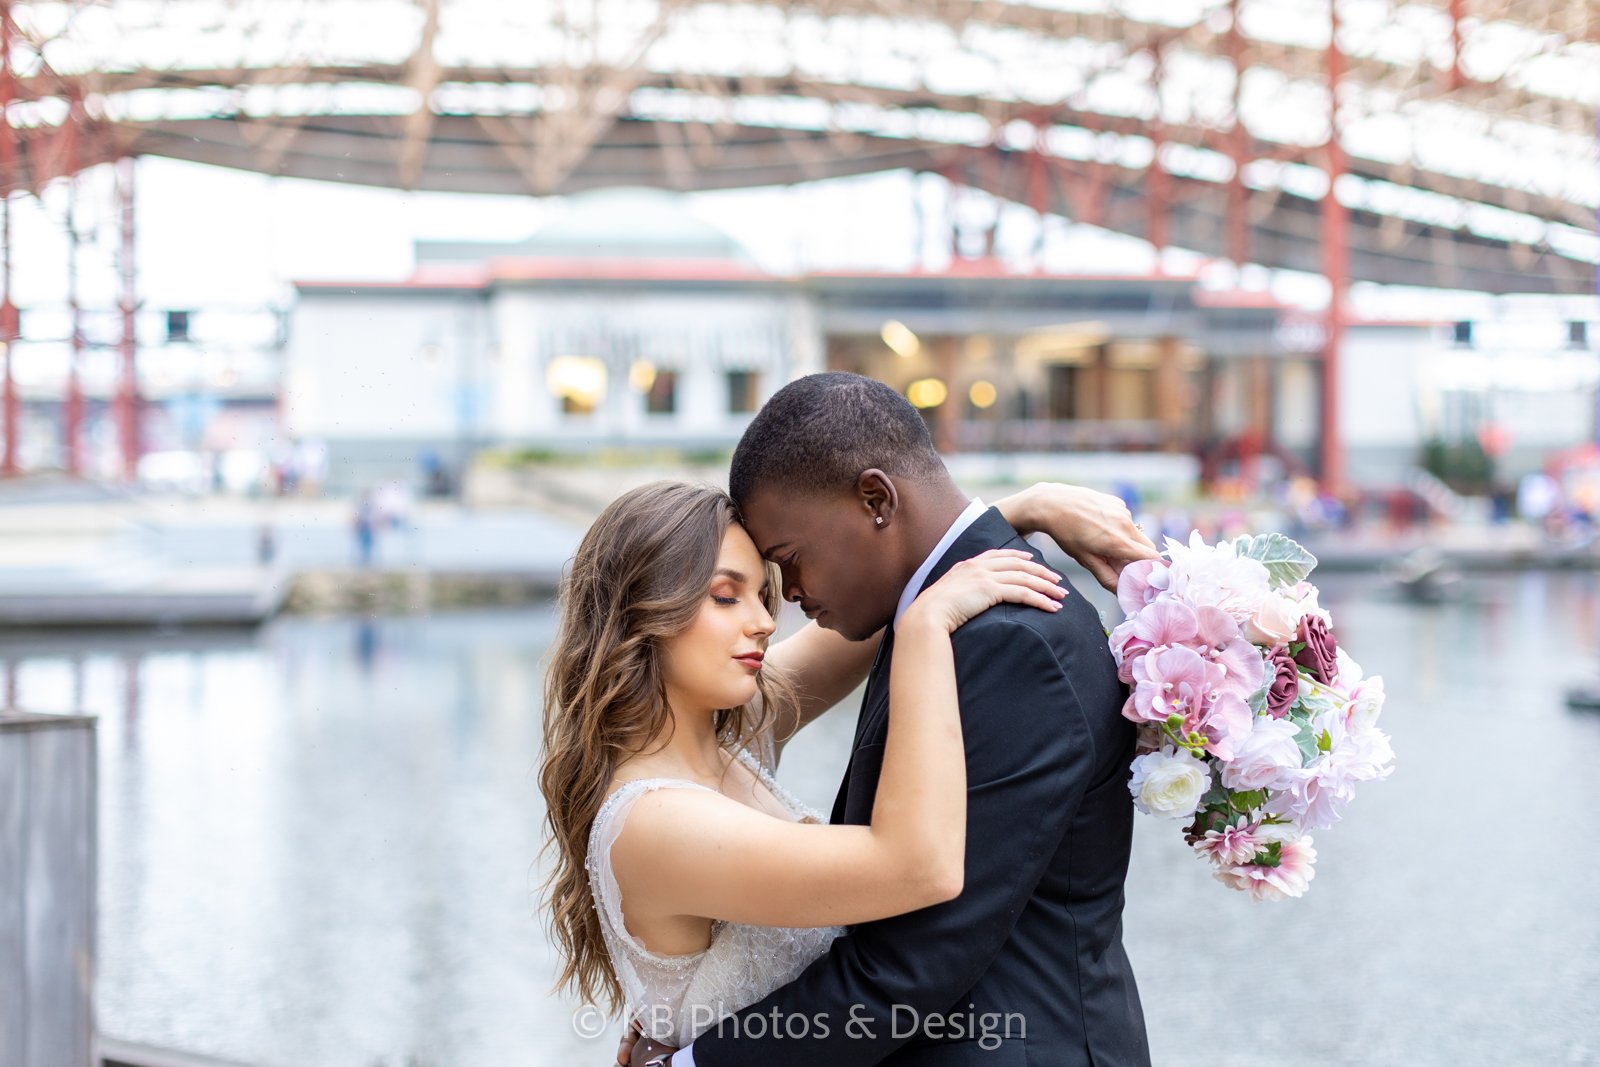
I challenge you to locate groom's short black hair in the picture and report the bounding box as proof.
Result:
[729,372,947,507]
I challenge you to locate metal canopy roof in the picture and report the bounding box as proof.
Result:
[4,0,1596,293]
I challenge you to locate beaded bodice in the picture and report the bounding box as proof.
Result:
[585,730,842,1046]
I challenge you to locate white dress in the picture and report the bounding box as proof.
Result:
[586,730,843,1046]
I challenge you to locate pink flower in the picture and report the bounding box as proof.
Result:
[1265,645,1301,719]
[1128,645,1254,760]
[1264,767,1351,831]
[1220,716,1303,793]
[1214,827,1318,901]
[1110,599,1197,683]
[1245,593,1300,647]
[1346,675,1386,732]
[1163,532,1271,623]
[1262,711,1389,831]
[1117,558,1172,616]
[1194,816,1261,867]
[1130,645,1220,724]
[1198,690,1254,761]
[1193,605,1265,699]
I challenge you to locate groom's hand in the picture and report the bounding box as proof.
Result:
[617,1019,679,1067]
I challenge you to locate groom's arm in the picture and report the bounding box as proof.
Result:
[688,615,1099,1067]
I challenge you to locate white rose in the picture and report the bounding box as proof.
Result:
[1244,593,1300,647]
[1128,747,1211,819]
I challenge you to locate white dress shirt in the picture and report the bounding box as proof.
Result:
[892,496,987,631]
[670,498,987,1067]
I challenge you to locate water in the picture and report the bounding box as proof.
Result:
[4,572,1599,1066]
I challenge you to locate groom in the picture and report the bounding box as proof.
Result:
[633,371,1151,1066]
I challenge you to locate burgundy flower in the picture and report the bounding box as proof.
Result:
[1266,644,1301,719]
[1294,614,1339,686]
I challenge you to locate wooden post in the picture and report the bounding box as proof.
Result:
[0,710,97,1067]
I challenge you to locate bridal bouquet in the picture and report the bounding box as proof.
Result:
[1111,532,1393,901]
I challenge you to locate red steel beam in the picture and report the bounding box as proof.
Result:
[116,155,138,483]
[1145,42,1170,254]
[1321,0,1347,491]
[0,0,17,476]
[1225,0,1250,267]
[1449,0,1467,92]
[64,95,83,476]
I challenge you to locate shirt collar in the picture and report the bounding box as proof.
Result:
[893,497,987,631]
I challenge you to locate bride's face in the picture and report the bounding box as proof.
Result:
[660,524,777,717]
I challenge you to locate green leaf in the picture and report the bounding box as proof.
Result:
[1287,718,1318,765]
[1229,789,1266,813]
[1251,840,1284,868]
[1247,676,1271,717]
[1230,533,1318,589]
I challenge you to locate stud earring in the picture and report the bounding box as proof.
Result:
[875,517,884,526]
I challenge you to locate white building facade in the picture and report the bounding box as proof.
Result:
[285,191,823,487]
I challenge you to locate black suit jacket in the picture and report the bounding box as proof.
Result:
[692,508,1149,1066]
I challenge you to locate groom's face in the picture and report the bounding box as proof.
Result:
[739,486,901,641]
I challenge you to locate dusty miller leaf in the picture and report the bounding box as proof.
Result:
[1230,533,1318,589]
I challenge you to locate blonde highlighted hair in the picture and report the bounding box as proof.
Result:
[539,481,797,1012]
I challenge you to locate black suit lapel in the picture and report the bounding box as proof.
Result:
[827,507,1029,826]
[829,628,893,825]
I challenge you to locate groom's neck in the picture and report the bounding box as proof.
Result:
[897,480,972,576]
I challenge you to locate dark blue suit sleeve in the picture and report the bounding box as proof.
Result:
[691,616,1098,1066]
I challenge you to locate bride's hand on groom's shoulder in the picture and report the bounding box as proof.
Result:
[905,549,1068,634]
[995,482,1159,593]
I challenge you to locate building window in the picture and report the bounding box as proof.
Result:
[1452,321,1473,346]
[646,370,679,415]
[547,356,607,416]
[1046,364,1079,420]
[727,370,760,414]
[1569,321,1589,349]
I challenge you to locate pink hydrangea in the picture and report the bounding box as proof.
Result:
[1163,532,1271,623]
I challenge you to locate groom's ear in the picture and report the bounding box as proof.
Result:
[855,469,898,530]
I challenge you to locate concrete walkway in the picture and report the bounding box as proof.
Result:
[0,480,584,626]
[0,473,1593,627]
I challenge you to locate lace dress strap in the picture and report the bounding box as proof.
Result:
[731,736,825,825]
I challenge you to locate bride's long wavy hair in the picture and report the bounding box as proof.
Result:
[539,481,798,1012]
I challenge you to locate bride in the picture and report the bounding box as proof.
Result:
[538,479,1149,1058]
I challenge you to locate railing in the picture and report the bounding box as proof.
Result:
[0,710,97,1067]
[951,418,1181,453]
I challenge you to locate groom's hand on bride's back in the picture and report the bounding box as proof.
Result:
[617,1019,678,1067]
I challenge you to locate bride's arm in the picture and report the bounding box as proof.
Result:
[610,551,1065,930]
[993,482,1159,592]
[760,621,880,757]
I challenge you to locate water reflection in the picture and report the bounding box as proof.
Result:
[2,574,1598,1066]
